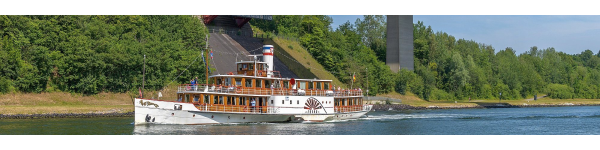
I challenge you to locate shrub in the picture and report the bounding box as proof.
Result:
[430,88,454,100]
[546,84,574,99]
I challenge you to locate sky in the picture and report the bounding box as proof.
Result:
[330,15,600,55]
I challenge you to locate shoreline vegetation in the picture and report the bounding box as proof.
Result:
[2,91,600,119]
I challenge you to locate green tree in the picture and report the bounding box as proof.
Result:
[355,15,387,62]
[449,52,469,98]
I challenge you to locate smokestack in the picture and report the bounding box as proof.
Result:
[262,45,274,77]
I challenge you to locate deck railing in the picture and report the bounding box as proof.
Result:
[193,104,371,114]
[178,84,363,97]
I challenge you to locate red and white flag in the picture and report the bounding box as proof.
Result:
[139,87,143,98]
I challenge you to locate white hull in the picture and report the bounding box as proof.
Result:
[293,114,335,122]
[332,104,373,120]
[332,110,370,120]
[134,98,293,125]
[134,98,372,124]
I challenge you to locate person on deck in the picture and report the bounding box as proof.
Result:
[193,77,198,91]
[190,79,195,91]
[250,98,256,113]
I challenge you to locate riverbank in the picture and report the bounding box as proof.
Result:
[0,112,134,119]
[0,92,136,115]
[372,92,600,110]
[372,103,600,111]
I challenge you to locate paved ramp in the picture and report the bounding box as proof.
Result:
[208,33,298,78]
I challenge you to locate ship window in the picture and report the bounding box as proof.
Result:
[240,97,246,105]
[299,82,306,90]
[204,95,209,104]
[282,100,284,104]
[185,94,190,102]
[194,95,199,102]
[309,82,313,90]
[213,95,218,104]
[290,100,292,104]
[283,81,289,88]
[242,64,247,70]
[265,80,271,88]
[256,80,262,88]
[324,82,329,90]
[316,82,321,90]
[297,100,299,104]
[245,79,252,87]
[236,80,242,87]
[219,96,224,104]
[249,64,254,70]
[227,97,232,105]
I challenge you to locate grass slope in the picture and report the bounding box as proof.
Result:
[265,37,346,88]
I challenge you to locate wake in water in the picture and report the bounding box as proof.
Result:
[370,113,470,120]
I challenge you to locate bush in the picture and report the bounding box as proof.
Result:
[480,84,494,99]
[430,88,454,100]
[546,84,574,99]
[0,77,14,93]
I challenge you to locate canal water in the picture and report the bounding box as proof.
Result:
[2,106,600,135]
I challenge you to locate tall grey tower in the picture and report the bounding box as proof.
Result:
[386,15,414,72]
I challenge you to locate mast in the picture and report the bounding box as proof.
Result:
[205,35,209,84]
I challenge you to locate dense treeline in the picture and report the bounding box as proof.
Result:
[252,15,600,100]
[0,15,208,94]
[408,21,600,100]
[3,15,599,100]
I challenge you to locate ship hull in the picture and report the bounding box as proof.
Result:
[332,104,373,120]
[134,98,293,125]
[332,110,370,120]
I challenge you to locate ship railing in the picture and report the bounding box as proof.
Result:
[332,90,364,97]
[271,71,281,78]
[195,104,280,114]
[334,105,371,113]
[178,84,363,97]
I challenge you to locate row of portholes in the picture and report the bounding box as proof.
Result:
[203,115,246,120]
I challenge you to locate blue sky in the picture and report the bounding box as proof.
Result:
[330,15,600,55]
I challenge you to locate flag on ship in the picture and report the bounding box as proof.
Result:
[138,87,142,98]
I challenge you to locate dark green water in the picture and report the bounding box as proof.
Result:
[2,106,600,135]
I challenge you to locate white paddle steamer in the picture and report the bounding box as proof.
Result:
[134,45,372,125]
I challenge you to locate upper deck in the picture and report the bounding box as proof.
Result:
[178,84,363,97]
[192,44,363,98]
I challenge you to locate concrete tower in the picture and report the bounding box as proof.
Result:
[386,15,414,72]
